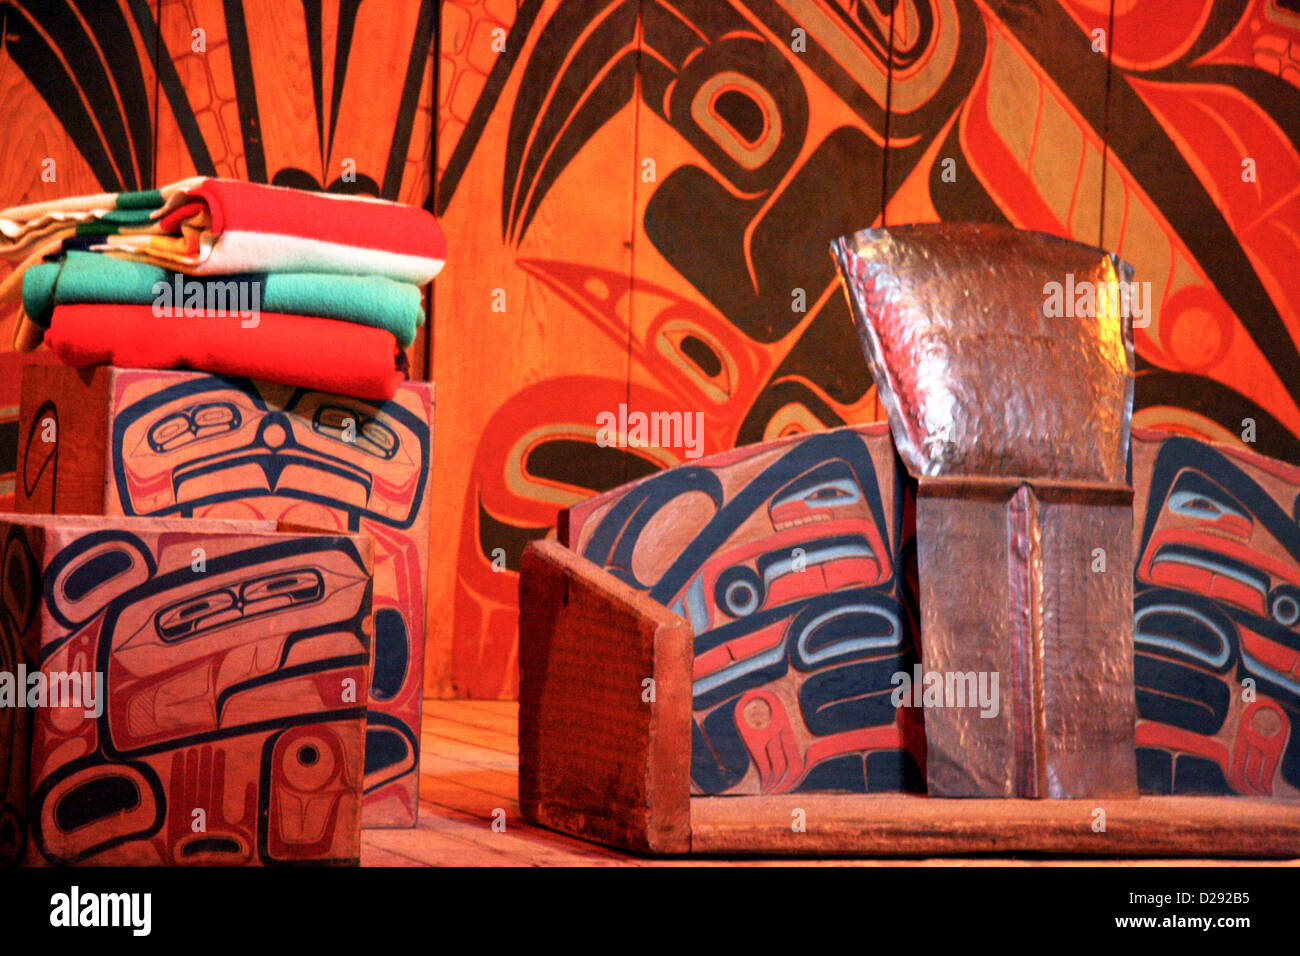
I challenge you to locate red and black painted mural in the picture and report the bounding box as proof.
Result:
[434,0,1300,697]
[1,2,1297,702]
[554,424,1300,798]
[0,0,437,500]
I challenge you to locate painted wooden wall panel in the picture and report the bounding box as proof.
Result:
[0,0,437,506]
[434,0,1300,699]
[1103,0,1300,461]
[1,2,1296,703]
[431,0,641,696]
[0,0,161,491]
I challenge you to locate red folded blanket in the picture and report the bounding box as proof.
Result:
[104,178,447,283]
[45,303,407,400]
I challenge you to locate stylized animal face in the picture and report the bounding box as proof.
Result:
[1134,437,1300,796]
[28,530,370,865]
[106,374,428,818]
[570,428,922,795]
[112,377,429,531]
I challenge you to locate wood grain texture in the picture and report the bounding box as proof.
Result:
[1103,1,1300,450]
[0,519,42,865]
[432,0,1300,700]
[1,515,372,865]
[0,0,157,349]
[518,539,692,854]
[690,794,1300,858]
[0,352,40,509]
[517,454,1300,855]
[1130,428,1300,798]
[0,0,437,500]
[372,701,1300,865]
[432,0,640,700]
[153,0,435,204]
[561,424,924,797]
[16,363,113,516]
[16,365,433,827]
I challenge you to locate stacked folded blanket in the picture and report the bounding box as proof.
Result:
[1,178,445,400]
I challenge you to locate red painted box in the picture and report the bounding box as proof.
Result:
[0,514,372,865]
[16,365,432,826]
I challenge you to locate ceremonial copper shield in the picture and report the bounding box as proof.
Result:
[833,222,1139,798]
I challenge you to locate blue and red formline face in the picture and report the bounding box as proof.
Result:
[568,427,924,796]
[104,372,431,822]
[1134,435,1300,796]
[20,529,371,865]
[112,378,428,530]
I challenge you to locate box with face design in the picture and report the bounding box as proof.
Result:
[0,514,372,865]
[562,424,922,796]
[1131,429,1300,798]
[17,365,432,826]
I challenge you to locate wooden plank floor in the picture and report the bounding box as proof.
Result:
[359,701,1299,867]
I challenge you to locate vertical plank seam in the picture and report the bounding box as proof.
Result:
[221,0,266,182]
[1007,483,1036,797]
[126,0,217,176]
[424,0,440,381]
[382,0,438,201]
[1028,487,1047,799]
[877,0,896,424]
[1098,0,1116,251]
[881,0,895,227]
[624,0,644,487]
[151,0,160,190]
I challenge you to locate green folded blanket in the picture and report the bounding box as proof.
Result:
[22,250,425,347]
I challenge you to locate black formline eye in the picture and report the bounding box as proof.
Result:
[147,402,241,452]
[771,461,861,510]
[808,486,850,501]
[62,548,134,603]
[678,333,723,378]
[714,566,764,617]
[1167,471,1248,522]
[146,412,193,452]
[312,404,399,459]
[1269,586,1300,628]
[191,402,239,427]
[241,570,324,605]
[712,88,765,145]
[155,589,237,639]
[359,419,398,453]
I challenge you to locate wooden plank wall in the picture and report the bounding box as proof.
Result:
[0,0,436,498]
[2,2,1298,701]
[432,0,1300,698]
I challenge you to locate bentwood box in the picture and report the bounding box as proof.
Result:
[518,424,1300,856]
[0,513,373,865]
[15,364,434,827]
